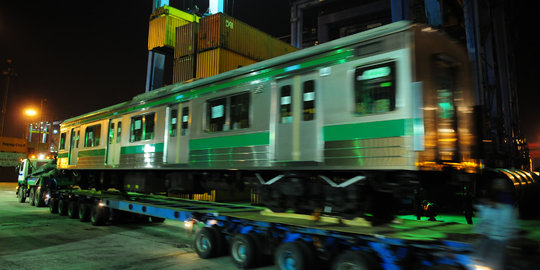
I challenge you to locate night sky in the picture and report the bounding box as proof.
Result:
[0,1,538,147]
[0,0,290,138]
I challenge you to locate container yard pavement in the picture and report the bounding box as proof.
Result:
[0,183,273,270]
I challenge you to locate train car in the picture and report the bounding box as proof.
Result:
[56,21,480,221]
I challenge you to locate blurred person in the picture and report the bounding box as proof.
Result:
[473,178,518,270]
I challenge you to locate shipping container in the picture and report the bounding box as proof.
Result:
[196,48,257,79]
[198,13,297,61]
[173,55,195,83]
[148,15,190,50]
[174,22,199,58]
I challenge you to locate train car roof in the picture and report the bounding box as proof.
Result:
[61,20,412,127]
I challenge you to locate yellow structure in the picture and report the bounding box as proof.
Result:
[148,5,200,50]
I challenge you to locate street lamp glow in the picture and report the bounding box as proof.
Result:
[25,109,37,116]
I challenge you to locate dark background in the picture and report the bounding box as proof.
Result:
[0,1,538,146]
[0,0,290,138]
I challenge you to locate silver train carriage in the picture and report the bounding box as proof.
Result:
[57,21,479,220]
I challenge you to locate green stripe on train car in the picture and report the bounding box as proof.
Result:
[120,143,165,155]
[190,132,270,150]
[323,119,413,141]
[57,152,68,158]
[77,149,106,157]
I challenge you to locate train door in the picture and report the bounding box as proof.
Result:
[165,103,190,164]
[68,128,80,165]
[274,74,322,162]
[106,119,122,166]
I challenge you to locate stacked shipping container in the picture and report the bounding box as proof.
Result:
[172,12,298,83]
[173,23,198,83]
[198,13,297,61]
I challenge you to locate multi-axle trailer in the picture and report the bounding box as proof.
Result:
[17,185,496,270]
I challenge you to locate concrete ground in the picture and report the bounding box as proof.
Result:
[0,183,274,270]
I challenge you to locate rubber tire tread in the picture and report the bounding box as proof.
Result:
[274,241,309,270]
[230,233,258,269]
[331,250,379,270]
[194,227,218,259]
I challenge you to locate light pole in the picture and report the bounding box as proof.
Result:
[24,108,38,141]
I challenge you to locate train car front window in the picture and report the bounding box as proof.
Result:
[84,124,101,147]
[354,62,396,115]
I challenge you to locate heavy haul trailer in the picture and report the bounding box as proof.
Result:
[17,162,536,269]
[41,188,502,270]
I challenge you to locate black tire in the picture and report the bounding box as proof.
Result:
[58,199,69,216]
[17,187,26,203]
[194,227,219,259]
[90,204,109,226]
[331,250,378,270]
[78,203,91,222]
[35,189,45,207]
[274,241,309,270]
[230,233,260,269]
[29,188,36,206]
[68,201,79,219]
[49,198,59,214]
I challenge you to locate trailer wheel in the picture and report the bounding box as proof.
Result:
[90,204,109,226]
[275,241,310,270]
[194,227,220,259]
[331,250,378,270]
[49,198,58,213]
[78,203,91,222]
[68,201,79,219]
[230,233,260,268]
[17,187,26,203]
[58,199,69,216]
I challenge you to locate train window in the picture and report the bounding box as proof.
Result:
[84,124,101,147]
[181,107,189,136]
[354,62,396,115]
[206,98,227,132]
[303,80,315,121]
[169,109,178,137]
[130,113,155,142]
[230,93,250,130]
[59,133,66,150]
[280,85,292,123]
[109,122,115,144]
[76,131,80,148]
[116,122,122,143]
[130,116,143,142]
[144,113,155,140]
